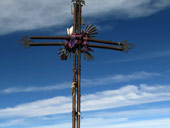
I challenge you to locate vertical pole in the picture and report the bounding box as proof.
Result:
[77,49,81,128]
[72,2,77,128]
[77,1,82,128]
[72,54,76,128]
[77,50,81,128]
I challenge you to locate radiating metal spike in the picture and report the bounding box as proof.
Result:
[85,25,91,32]
[87,25,94,32]
[85,25,88,31]
[89,32,98,35]
[88,29,97,34]
[88,26,96,31]
[88,27,96,32]
[86,24,93,32]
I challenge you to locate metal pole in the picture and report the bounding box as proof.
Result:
[72,2,78,128]
[73,3,77,33]
[72,54,76,128]
[77,48,81,128]
[77,1,81,128]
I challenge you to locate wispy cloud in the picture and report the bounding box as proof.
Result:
[111,50,170,63]
[1,82,70,94]
[1,71,160,94]
[0,84,170,118]
[29,118,170,128]
[2,107,170,128]
[30,118,170,128]
[81,71,160,87]
[39,107,170,122]
[0,0,170,35]
[0,119,25,127]
[81,118,170,128]
[86,107,170,119]
[81,84,170,111]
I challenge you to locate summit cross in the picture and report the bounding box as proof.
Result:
[19,0,135,128]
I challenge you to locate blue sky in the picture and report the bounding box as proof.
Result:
[0,0,170,128]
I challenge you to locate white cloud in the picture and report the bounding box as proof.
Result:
[81,84,170,111]
[0,0,71,35]
[0,0,170,35]
[30,122,71,128]
[1,71,159,94]
[0,119,25,127]
[29,118,170,128]
[0,84,170,118]
[83,118,170,128]
[81,71,160,87]
[85,107,170,119]
[1,82,70,94]
[0,96,72,118]
[84,0,170,18]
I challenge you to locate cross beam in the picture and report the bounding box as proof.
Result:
[29,42,124,51]
[19,0,135,128]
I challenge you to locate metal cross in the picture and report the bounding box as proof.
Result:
[19,0,135,128]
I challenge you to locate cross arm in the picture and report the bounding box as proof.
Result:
[30,36,70,40]
[86,38,123,46]
[18,36,66,48]
[29,42,65,47]
[18,35,65,48]
[87,44,124,51]
[87,40,135,53]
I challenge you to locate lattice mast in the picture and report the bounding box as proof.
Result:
[19,1,135,128]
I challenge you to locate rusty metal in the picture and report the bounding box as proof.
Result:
[30,36,70,40]
[78,1,81,34]
[77,46,81,128]
[86,38,124,46]
[19,1,135,128]
[72,53,76,128]
[72,3,77,128]
[73,3,77,33]
[29,42,64,47]
[77,2,82,128]
[87,44,124,51]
